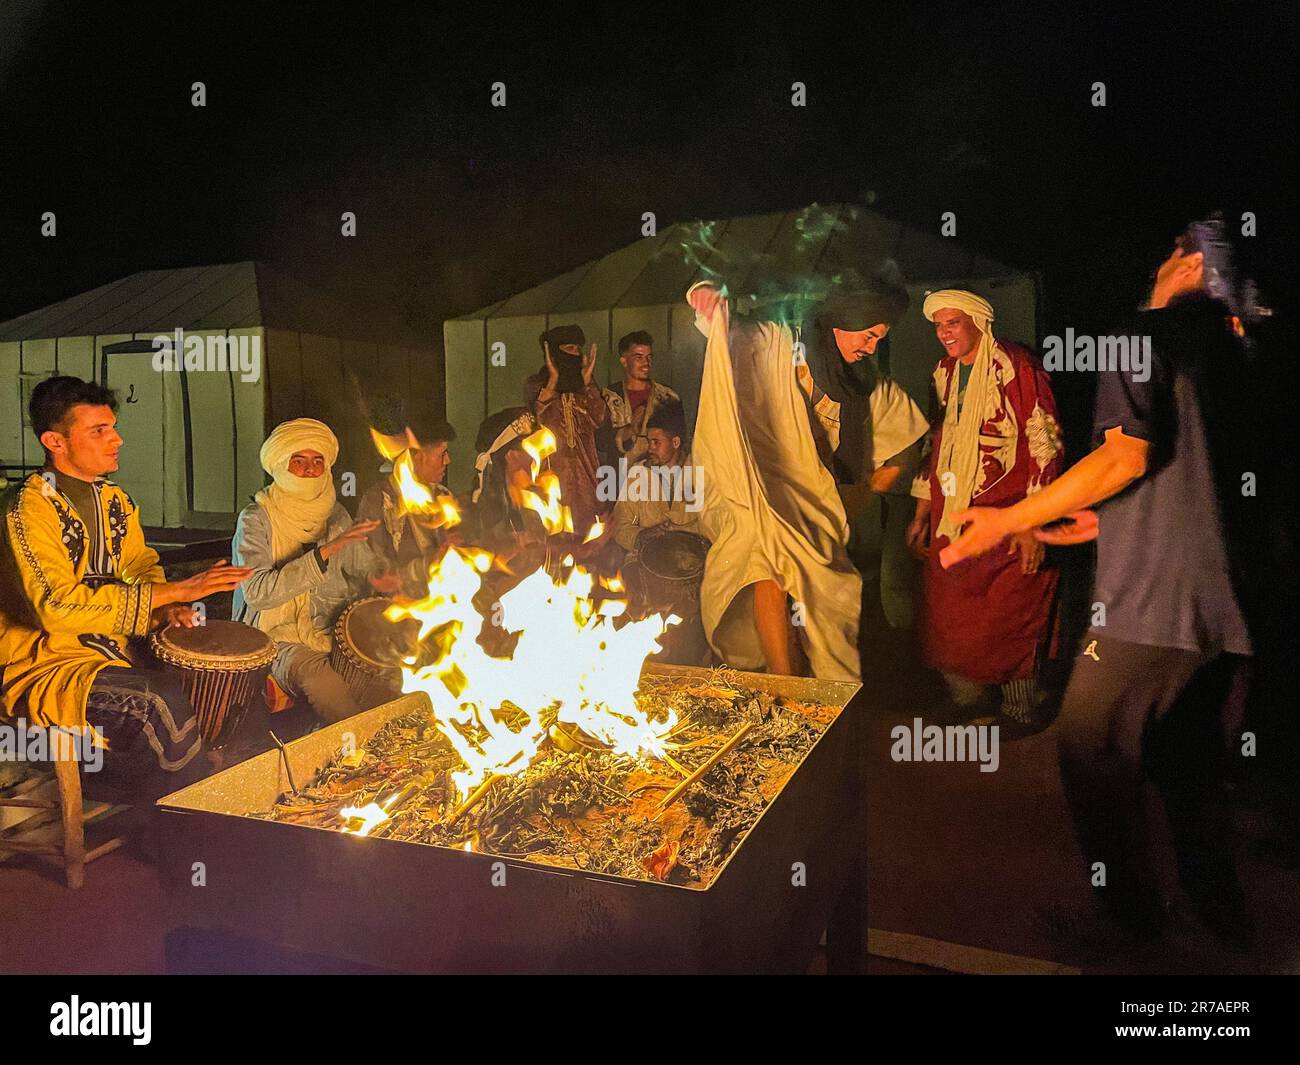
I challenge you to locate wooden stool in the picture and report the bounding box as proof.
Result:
[0,749,126,890]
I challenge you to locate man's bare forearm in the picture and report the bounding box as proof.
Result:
[1002,434,1147,534]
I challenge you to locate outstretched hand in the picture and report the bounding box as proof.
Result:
[582,342,598,385]
[1033,510,1099,545]
[179,560,253,599]
[1148,247,1204,310]
[1008,529,1044,574]
[368,570,403,594]
[905,510,930,559]
[869,465,902,493]
[938,506,1014,569]
[320,518,380,561]
[153,603,200,629]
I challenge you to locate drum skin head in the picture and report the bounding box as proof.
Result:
[157,619,273,659]
[342,597,418,670]
[640,531,709,581]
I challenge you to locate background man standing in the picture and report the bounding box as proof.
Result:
[602,330,679,467]
[524,325,609,540]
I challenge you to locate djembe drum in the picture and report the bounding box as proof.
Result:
[150,621,277,748]
[638,530,711,617]
[330,597,418,708]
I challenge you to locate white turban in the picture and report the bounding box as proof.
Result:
[922,289,994,329]
[259,417,339,476]
[920,290,1007,541]
[256,418,339,546]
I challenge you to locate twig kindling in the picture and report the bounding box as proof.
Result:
[448,774,501,825]
[254,684,830,885]
[269,730,298,795]
[654,722,754,820]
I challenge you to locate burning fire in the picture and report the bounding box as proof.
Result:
[340,796,396,836]
[369,425,461,529]
[393,452,461,528]
[513,429,573,535]
[369,423,680,806]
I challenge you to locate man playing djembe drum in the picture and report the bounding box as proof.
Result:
[610,402,711,665]
[232,419,382,724]
[0,377,251,797]
[610,402,705,566]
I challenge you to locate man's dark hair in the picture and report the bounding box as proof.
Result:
[647,401,687,442]
[411,419,456,448]
[618,330,654,355]
[29,376,118,439]
[368,392,407,437]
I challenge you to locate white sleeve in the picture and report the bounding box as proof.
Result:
[868,377,930,470]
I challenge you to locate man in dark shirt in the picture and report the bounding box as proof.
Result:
[938,242,1261,952]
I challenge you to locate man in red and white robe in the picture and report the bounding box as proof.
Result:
[905,290,1064,723]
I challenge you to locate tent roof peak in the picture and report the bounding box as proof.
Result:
[0,261,432,348]
[454,202,1023,322]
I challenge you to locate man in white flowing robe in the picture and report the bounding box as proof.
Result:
[688,282,862,681]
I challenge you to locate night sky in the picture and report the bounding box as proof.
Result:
[2,2,1292,365]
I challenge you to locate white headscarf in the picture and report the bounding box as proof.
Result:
[253,419,339,651]
[921,290,1010,542]
[255,418,339,548]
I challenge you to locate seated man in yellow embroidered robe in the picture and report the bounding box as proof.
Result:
[0,377,250,797]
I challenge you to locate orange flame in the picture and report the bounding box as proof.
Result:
[381,424,679,801]
[392,451,461,529]
[369,425,418,463]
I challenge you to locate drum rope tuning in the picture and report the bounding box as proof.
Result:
[149,621,277,749]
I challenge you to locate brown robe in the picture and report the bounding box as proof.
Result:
[525,376,610,537]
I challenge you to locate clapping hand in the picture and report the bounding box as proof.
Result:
[320,519,380,561]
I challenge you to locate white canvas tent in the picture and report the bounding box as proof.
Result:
[443,203,1039,478]
[0,262,440,528]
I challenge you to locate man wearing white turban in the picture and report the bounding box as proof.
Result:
[906,290,1064,724]
[231,419,380,723]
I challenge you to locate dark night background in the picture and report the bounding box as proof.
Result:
[1,0,1293,439]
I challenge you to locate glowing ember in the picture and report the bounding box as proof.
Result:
[340,800,391,836]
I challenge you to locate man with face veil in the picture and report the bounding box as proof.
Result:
[795,279,931,629]
[796,278,926,493]
[231,418,380,723]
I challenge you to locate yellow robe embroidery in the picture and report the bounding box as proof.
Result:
[0,474,161,728]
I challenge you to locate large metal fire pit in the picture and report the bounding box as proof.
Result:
[157,664,865,974]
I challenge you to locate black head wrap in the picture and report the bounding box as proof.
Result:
[806,279,910,484]
[536,324,587,394]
